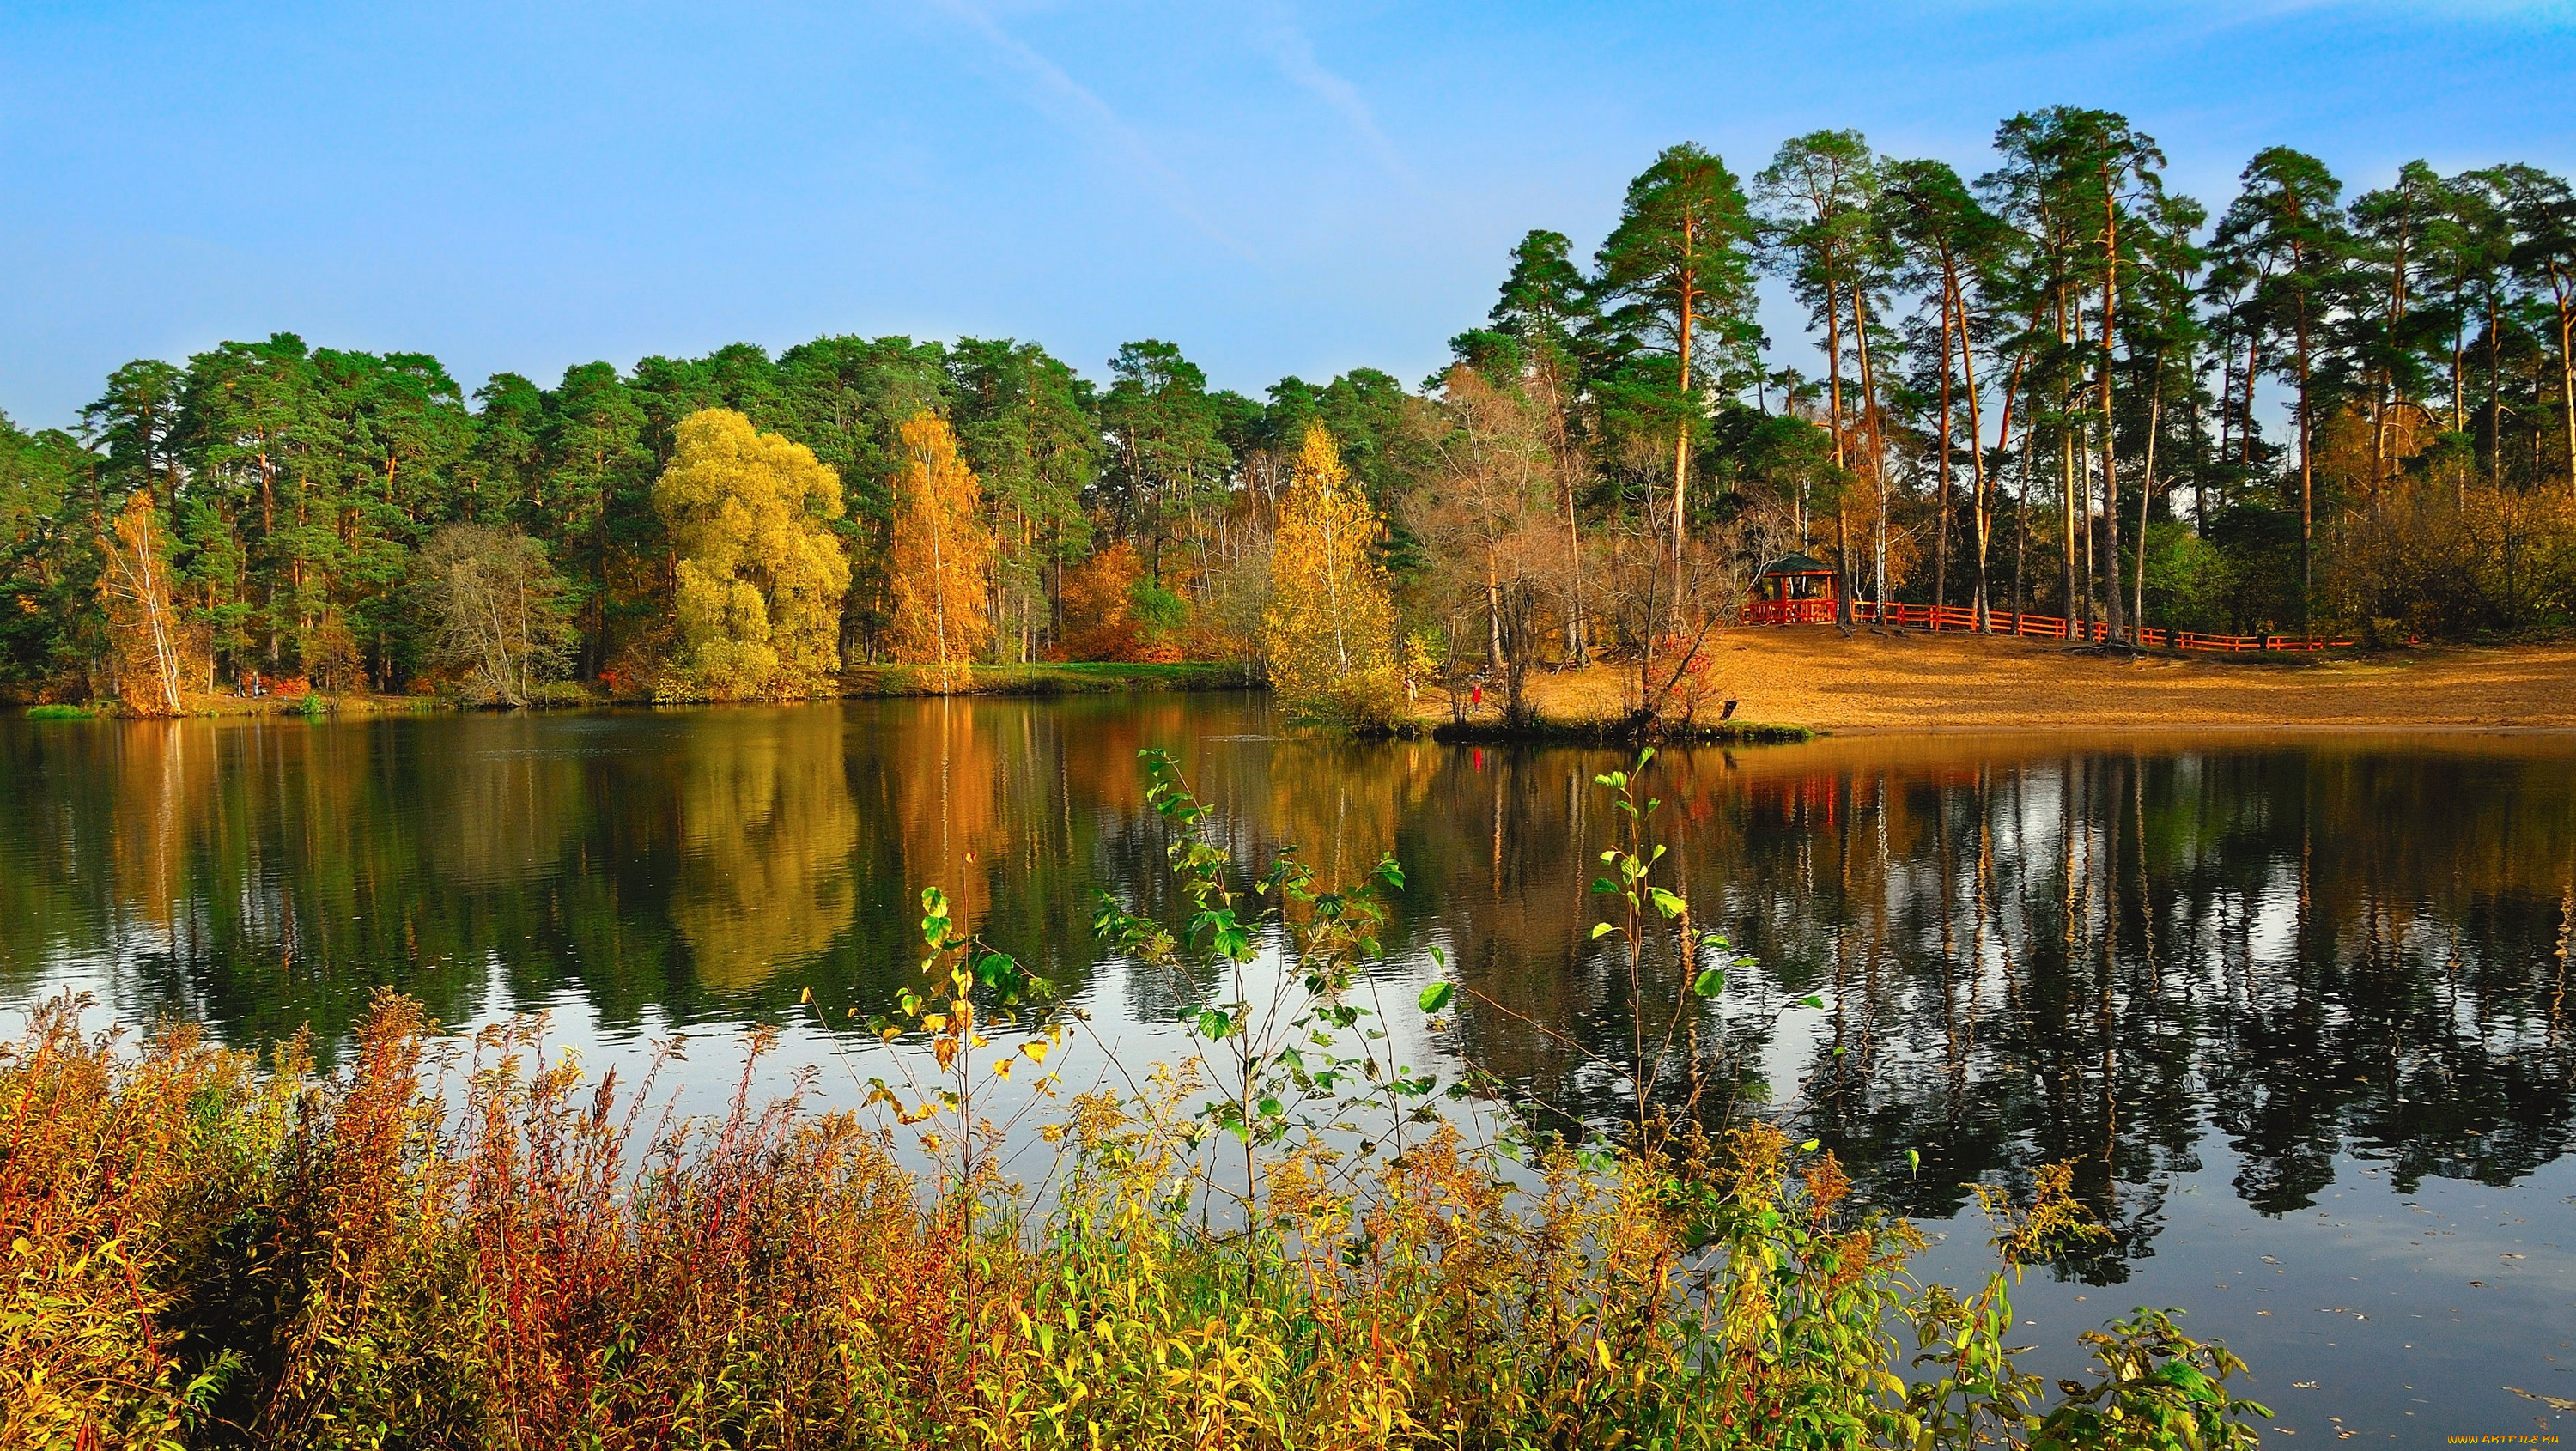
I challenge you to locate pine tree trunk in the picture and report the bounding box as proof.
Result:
[1935,272,1954,629]
[2135,374,2162,642]
[1853,283,1887,616]
[2099,170,2126,650]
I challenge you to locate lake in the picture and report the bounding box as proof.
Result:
[4,696,2572,1442]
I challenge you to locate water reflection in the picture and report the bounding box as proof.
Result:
[4,707,2572,1254]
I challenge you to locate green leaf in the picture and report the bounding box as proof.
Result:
[1194,1008,1236,1040]
[1692,968,1725,998]
[1417,981,1455,1014]
[1589,922,1617,939]
[1649,887,1687,919]
[1799,994,1826,1010]
[1799,1138,1820,1153]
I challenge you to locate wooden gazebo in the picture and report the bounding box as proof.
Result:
[1743,554,1839,625]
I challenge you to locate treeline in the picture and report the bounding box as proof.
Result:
[5,107,2575,711]
[0,331,1425,707]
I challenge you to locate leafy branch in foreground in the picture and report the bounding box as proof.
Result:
[1089,746,1452,1220]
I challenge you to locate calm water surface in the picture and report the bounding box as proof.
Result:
[4,697,2573,1442]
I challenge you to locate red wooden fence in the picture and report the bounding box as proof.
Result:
[1738,598,2356,653]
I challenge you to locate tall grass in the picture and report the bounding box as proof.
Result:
[1,752,2269,1450]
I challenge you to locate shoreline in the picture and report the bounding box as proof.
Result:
[11,659,1261,720]
[19,632,2576,735]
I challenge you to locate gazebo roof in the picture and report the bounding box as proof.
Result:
[1759,553,1834,576]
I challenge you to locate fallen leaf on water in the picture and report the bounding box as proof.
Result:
[2293,1381,2320,1389]
[2506,1387,2576,1412]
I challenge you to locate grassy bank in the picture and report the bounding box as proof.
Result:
[2,750,2267,1450]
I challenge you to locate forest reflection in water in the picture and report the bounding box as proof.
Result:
[3,701,2572,1266]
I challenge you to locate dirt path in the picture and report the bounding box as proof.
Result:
[1440,628,2576,732]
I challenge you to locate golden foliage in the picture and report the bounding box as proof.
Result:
[652,408,851,700]
[1262,422,1400,723]
[95,493,192,716]
[887,411,997,692]
[1054,537,1146,661]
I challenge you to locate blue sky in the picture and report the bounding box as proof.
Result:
[4,0,2571,428]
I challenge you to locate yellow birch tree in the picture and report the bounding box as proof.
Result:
[1264,422,1400,723]
[97,492,189,716]
[887,411,995,693]
[653,409,850,700]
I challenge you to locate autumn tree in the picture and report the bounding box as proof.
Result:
[411,522,574,706]
[1055,539,1170,662]
[653,409,851,700]
[1264,422,1399,724]
[886,410,996,692]
[1413,364,1561,721]
[96,492,190,715]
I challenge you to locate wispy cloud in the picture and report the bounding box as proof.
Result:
[1254,6,1415,185]
[925,0,1251,259]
